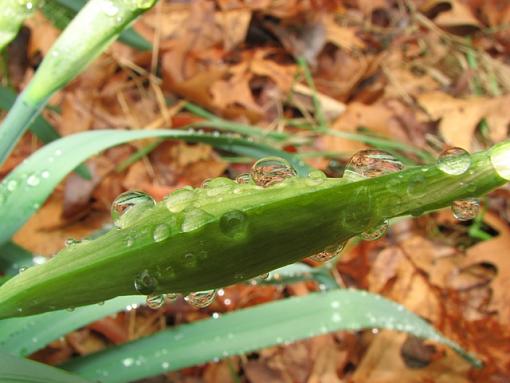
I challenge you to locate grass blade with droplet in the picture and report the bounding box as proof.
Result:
[0,351,91,383]
[0,129,309,245]
[0,296,145,357]
[62,289,480,383]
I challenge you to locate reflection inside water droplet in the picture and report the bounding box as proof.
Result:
[111,191,155,228]
[134,269,158,295]
[451,198,480,221]
[146,294,166,309]
[437,147,471,175]
[361,220,388,241]
[251,157,296,187]
[219,210,247,238]
[185,290,216,308]
[344,150,404,181]
[153,224,170,242]
[235,173,253,184]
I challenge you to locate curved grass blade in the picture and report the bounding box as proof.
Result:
[0,296,145,357]
[0,86,91,179]
[0,129,309,245]
[0,144,508,318]
[0,0,42,50]
[63,289,480,383]
[0,351,91,383]
[0,0,157,164]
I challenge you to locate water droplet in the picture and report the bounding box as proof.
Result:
[161,361,170,369]
[153,224,170,242]
[166,293,178,302]
[203,177,235,196]
[181,208,213,232]
[185,290,216,308]
[126,237,134,247]
[165,187,194,213]
[235,173,253,184]
[309,242,345,262]
[66,307,75,312]
[111,191,155,228]
[344,150,404,181]
[101,0,119,16]
[134,269,158,295]
[305,170,327,185]
[122,357,134,367]
[183,253,197,268]
[135,0,155,9]
[437,147,471,175]
[251,157,296,187]
[219,210,247,238]
[65,238,80,247]
[19,267,28,273]
[26,174,40,187]
[6,179,18,192]
[146,294,166,309]
[452,198,480,221]
[360,220,388,241]
[41,170,50,179]
[407,174,427,198]
[257,273,270,280]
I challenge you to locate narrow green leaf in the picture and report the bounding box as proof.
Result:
[0,143,506,318]
[0,351,91,383]
[0,241,33,275]
[0,296,145,357]
[0,86,91,179]
[0,0,157,164]
[0,129,309,245]
[46,0,153,51]
[63,290,480,383]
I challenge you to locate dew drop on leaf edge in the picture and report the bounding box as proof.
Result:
[451,198,480,221]
[250,157,297,187]
[437,147,471,176]
[343,150,404,181]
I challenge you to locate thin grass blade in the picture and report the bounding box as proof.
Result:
[63,289,480,383]
[0,129,309,245]
[0,351,91,383]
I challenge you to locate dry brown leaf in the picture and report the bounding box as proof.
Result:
[417,92,510,149]
[352,331,471,383]
[462,213,510,326]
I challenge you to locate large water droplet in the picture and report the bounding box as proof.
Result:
[451,198,480,221]
[305,170,327,186]
[361,220,388,240]
[165,187,194,213]
[437,147,471,175]
[310,242,345,263]
[111,191,155,228]
[181,208,213,232]
[344,150,404,181]
[202,177,235,196]
[219,210,247,238]
[146,294,166,309]
[251,157,296,187]
[26,173,40,187]
[185,290,216,308]
[153,224,170,243]
[134,269,158,295]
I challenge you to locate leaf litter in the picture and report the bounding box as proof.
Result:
[2,0,510,382]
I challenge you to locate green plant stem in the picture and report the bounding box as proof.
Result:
[0,143,508,318]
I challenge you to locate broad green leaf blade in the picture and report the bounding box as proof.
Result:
[0,0,157,164]
[63,290,480,383]
[0,351,91,383]
[0,145,506,318]
[0,241,33,275]
[0,129,309,245]
[0,296,145,357]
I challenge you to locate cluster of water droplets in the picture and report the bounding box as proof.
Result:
[436,147,480,221]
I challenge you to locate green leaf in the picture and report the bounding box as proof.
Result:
[0,144,506,318]
[0,241,33,275]
[0,86,91,179]
[0,128,309,245]
[63,290,480,383]
[0,0,41,50]
[0,0,156,164]
[0,296,145,357]
[0,351,91,383]
[45,0,153,51]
